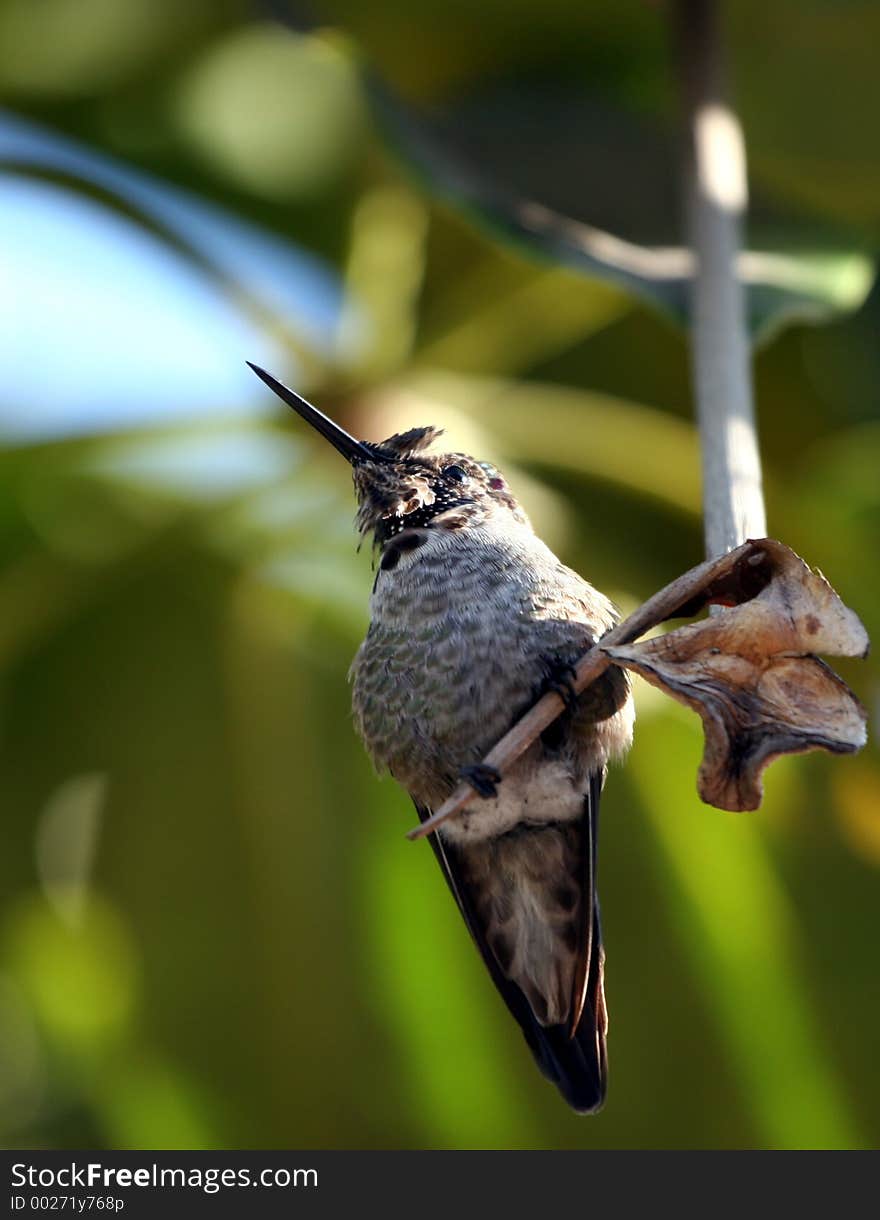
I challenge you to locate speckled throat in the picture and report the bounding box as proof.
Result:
[373,495,475,545]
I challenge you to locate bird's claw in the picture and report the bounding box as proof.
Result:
[543,660,580,712]
[459,762,502,800]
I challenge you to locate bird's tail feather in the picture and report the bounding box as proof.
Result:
[522,903,607,1113]
[418,770,608,1113]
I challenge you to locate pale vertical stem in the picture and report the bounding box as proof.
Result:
[677,0,766,557]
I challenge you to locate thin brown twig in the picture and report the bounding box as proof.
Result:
[407,538,765,840]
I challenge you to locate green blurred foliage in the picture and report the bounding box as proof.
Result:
[0,0,878,1152]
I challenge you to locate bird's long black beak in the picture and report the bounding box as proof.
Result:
[247,362,378,466]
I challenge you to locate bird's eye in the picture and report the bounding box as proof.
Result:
[443,464,468,483]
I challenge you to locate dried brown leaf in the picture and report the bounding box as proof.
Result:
[604,539,869,810]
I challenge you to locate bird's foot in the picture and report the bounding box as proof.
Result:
[542,660,580,712]
[459,762,502,800]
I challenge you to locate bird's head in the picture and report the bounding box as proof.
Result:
[248,364,527,548]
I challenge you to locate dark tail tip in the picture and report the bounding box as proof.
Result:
[525,1014,608,1114]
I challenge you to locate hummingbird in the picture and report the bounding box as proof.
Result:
[249,363,634,1112]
